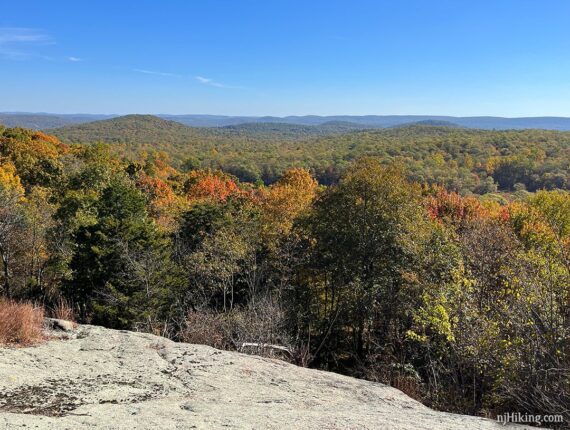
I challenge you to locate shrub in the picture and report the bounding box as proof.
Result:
[180,299,293,360]
[51,298,76,323]
[181,309,230,350]
[0,299,45,346]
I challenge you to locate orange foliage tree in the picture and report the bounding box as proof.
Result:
[184,169,241,203]
[136,173,185,231]
[426,187,490,227]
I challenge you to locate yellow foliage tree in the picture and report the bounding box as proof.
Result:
[262,168,318,240]
[0,160,25,198]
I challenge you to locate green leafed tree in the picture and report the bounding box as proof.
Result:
[66,177,183,330]
[295,158,462,377]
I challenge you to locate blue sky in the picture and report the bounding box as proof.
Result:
[1,0,570,116]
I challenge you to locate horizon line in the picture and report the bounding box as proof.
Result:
[3,111,570,119]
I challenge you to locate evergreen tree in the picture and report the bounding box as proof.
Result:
[67,177,182,329]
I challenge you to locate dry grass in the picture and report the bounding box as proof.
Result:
[392,375,424,401]
[0,299,45,346]
[52,298,76,323]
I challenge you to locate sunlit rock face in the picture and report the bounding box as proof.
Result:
[0,323,532,429]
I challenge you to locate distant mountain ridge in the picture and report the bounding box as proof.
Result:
[153,114,570,130]
[4,112,570,131]
[390,119,462,128]
[49,115,369,148]
[0,113,116,129]
[220,121,368,136]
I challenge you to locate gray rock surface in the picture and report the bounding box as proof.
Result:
[0,323,532,429]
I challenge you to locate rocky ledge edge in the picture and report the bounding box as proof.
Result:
[0,320,533,429]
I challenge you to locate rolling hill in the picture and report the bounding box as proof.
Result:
[51,114,206,145]
[219,120,369,137]
[391,119,462,128]
[50,115,368,148]
[48,115,570,193]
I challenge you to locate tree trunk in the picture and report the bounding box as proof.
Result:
[1,249,10,298]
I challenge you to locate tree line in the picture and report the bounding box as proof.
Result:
[1,125,569,424]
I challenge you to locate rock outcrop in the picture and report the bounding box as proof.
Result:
[0,323,532,429]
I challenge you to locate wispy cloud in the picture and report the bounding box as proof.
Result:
[0,27,52,59]
[67,56,83,62]
[134,68,180,77]
[195,76,242,89]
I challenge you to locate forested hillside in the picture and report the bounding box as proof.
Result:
[52,115,369,144]
[1,124,569,424]
[52,115,570,193]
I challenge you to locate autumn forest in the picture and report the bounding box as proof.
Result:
[0,120,569,423]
